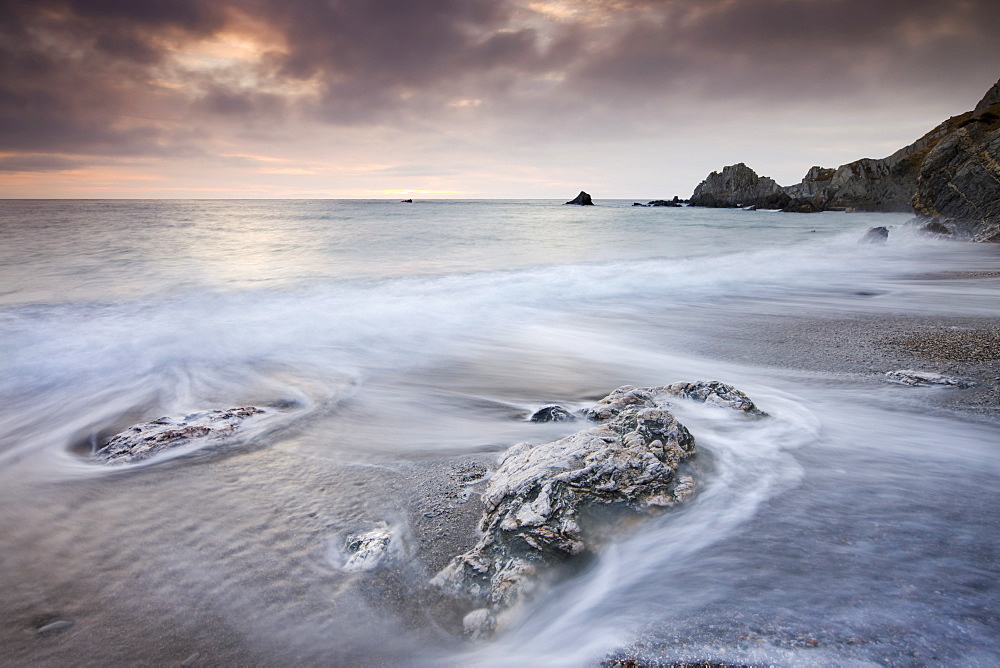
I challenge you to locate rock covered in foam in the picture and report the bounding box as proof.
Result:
[341,525,396,572]
[661,380,768,416]
[528,405,576,423]
[95,407,267,465]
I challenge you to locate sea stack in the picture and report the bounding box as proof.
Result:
[565,191,594,205]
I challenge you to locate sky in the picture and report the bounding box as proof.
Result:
[2,0,999,199]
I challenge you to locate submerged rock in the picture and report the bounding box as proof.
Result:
[94,407,267,465]
[528,405,576,423]
[860,226,889,244]
[886,369,975,388]
[565,191,594,205]
[433,382,764,636]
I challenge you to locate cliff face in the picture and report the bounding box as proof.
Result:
[688,78,1000,239]
[912,82,1000,242]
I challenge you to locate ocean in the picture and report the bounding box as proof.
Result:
[1,199,998,666]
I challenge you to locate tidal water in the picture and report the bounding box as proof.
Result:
[1,199,998,666]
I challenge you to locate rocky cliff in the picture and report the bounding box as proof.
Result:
[688,78,1000,239]
[912,80,1000,241]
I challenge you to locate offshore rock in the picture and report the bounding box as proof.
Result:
[689,163,788,209]
[529,405,576,423]
[565,191,594,205]
[782,198,821,213]
[886,369,975,389]
[433,382,764,635]
[860,226,889,244]
[95,407,267,465]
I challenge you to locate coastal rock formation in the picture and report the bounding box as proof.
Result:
[433,382,764,636]
[912,79,1000,241]
[688,78,1000,239]
[565,191,594,205]
[689,163,789,209]
[94,407,268,465]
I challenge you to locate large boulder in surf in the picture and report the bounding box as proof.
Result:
[94,407,270,465]
[565,191,594,205]
[433,382,765,636]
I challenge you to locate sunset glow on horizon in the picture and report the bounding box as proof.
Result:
[2,0,999,198]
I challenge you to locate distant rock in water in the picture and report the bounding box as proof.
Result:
[401,199,413,203]
[94,407,268,465]
[433,381,765,637]
[689,163,789,209]
[782,199,821,214]
[565,191,594,205]
[917,219,953,237]
[860,226,889,244]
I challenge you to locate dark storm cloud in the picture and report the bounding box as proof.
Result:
[2,0,999,172]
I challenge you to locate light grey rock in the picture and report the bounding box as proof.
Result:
[434,382,765,636]
[886,370,975,389]
[462,608,496,640]
[529,405,576,423]
[94,407,268,465]
[341,524,396,572]
[661,380,768,416]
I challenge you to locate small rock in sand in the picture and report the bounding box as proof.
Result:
[886,369,975,388]
[36,620,73,634]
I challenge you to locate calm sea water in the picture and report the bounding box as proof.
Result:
[1,199,998,666]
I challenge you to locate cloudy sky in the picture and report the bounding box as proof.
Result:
[2,0,999,198]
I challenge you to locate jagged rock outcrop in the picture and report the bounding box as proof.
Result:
[688,78,1000,237]
[432,382,765,637]
[911,79,1000,241]
[689,163,789,209]
[565,191,594,205]
[94,407,269,464]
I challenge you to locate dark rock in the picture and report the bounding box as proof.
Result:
[859,226,889,244]
[401,199,413,203]
[912,78,1000,241]
[631,202,646,207]
[919,219,953,236]
[689,163,786,209]
[529,406,576,423]
[782,198,821,213]
[565,191,594,206]
[647,199,681,207]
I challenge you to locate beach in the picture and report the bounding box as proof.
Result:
[1,200,998,666]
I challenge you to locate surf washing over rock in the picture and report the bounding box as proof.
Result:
[689,78,1000,240]
[433,382,765,638]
